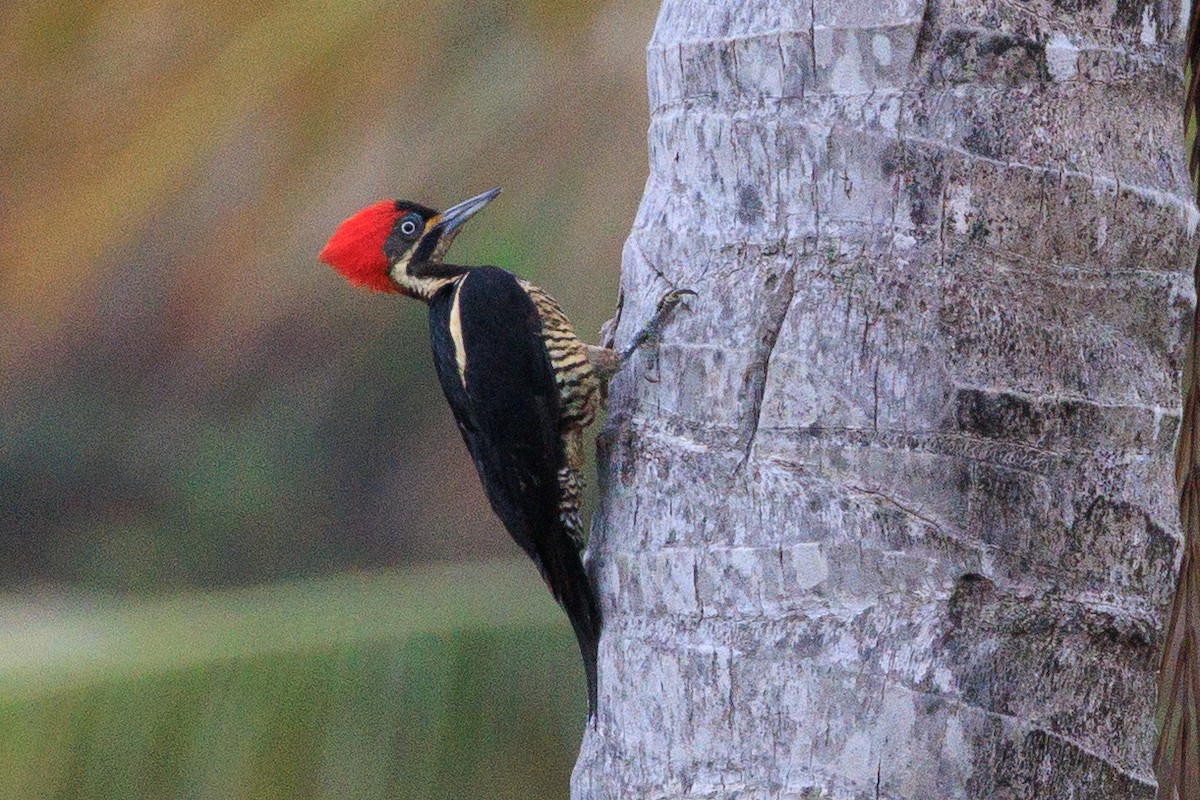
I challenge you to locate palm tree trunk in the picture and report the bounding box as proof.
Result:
[575,1,1194,797]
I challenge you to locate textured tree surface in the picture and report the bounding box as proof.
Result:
[574,1,1196,797]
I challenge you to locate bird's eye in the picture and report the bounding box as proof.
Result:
[399,216,421,239]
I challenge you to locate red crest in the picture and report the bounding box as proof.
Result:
[318,201,401,293]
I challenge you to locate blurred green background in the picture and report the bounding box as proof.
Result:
[0,0,657,796]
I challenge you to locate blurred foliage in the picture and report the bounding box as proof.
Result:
[0,0,658,589]
[0,561,586,800]
[0,2,654,794]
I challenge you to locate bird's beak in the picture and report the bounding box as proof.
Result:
[436,187,501,235]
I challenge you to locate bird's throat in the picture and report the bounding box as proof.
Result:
[389,259,471,301]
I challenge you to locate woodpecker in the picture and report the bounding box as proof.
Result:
[318,188,691,717]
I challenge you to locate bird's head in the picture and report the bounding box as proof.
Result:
[319,187,501,298]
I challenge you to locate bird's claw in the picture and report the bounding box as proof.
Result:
[620,287,698,369]
[655,288,697,314]
[646,288,696,336]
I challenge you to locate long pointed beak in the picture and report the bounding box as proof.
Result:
[437,187,501,235]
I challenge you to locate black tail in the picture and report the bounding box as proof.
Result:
[535,534,602,718]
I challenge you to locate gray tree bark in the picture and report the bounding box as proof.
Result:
[574,1,1195,797]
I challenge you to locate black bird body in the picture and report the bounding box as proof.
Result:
[428,266,601,714]
[320,188,690,721]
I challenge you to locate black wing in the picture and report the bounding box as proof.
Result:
[428,266,601,716]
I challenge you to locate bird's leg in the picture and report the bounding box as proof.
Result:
[586,288,696,382]
[619,288,696,364]
[584,345,622,384]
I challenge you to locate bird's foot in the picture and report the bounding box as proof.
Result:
[619,288,697,366]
